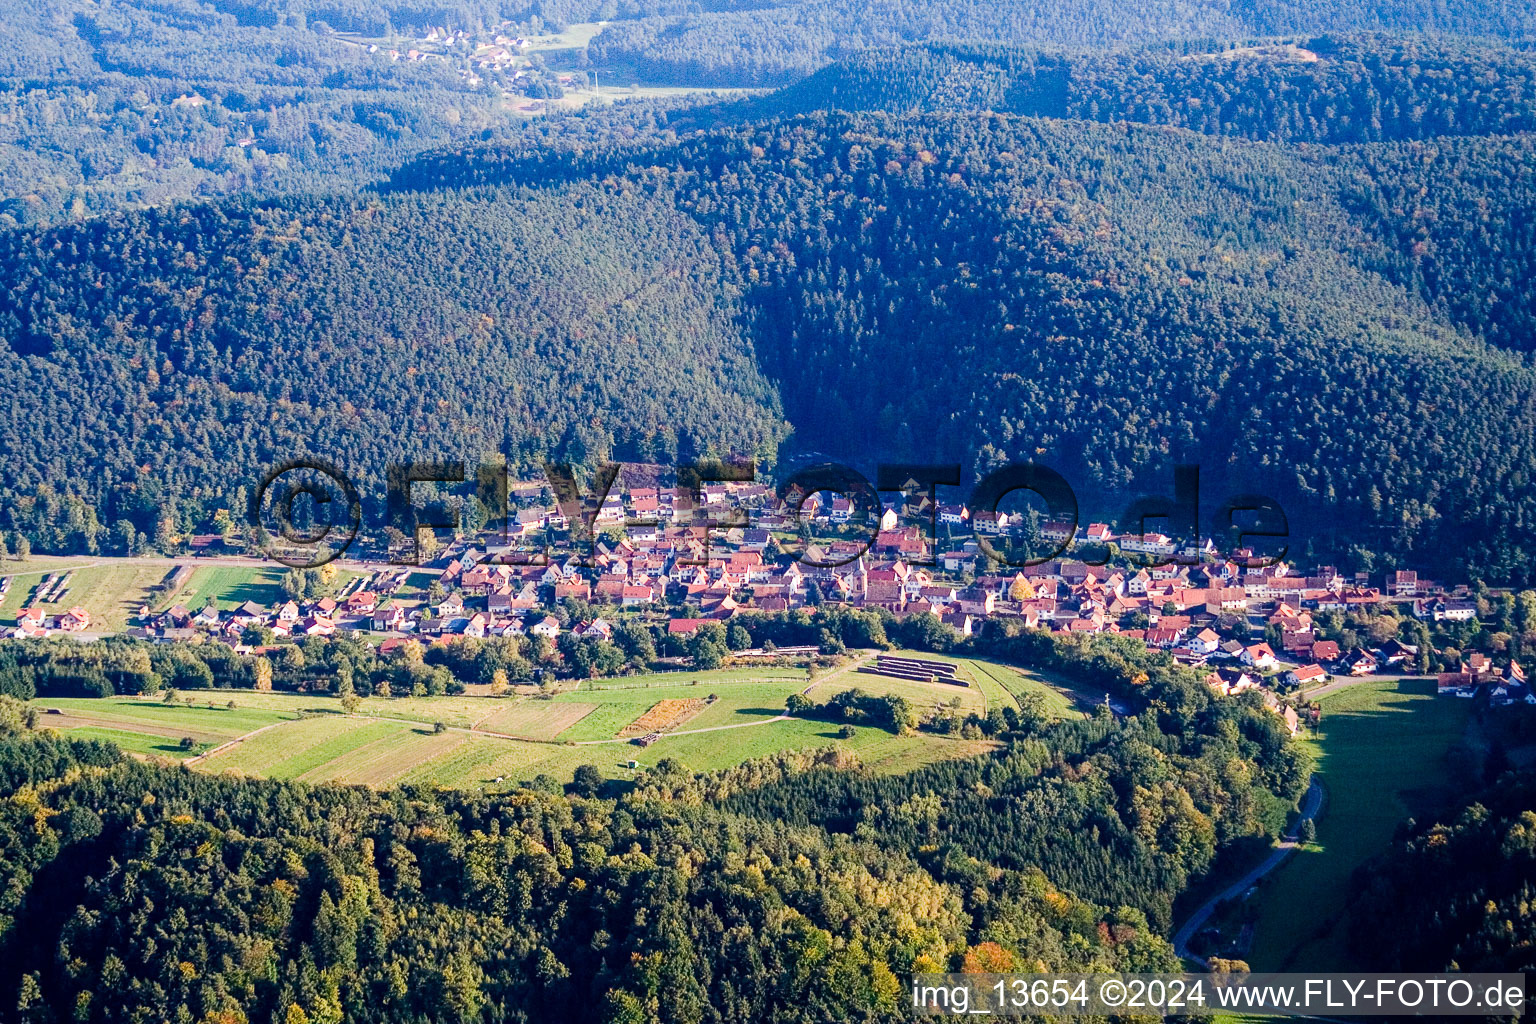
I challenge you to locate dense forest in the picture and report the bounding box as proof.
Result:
[588,0,1536,86]
[0,178,786,546]
[0,0,548,225]
[11,0,1536,223]
[769,36,1536,144]
[2,34,1535,583]
[1346,772,1536,973]
[0,612,1307,1022]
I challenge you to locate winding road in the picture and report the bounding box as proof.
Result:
[1172,776,1325,964]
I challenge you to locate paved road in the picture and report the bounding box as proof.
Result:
[1172,777,1325,964]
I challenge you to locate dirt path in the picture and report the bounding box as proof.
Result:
[801,650,875,696]
[572,713,791,745]
[1172,778,1325,964]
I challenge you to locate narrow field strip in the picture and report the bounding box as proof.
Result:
[475,700,597,739]
[201,719,401,778]
[300,729,466,786]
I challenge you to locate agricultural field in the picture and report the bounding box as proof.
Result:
[164,565,288,611]
[548,679,806,741]
[200,717,405,779]
[390,734,605,788]
[475,700,596,739]
[618,698,705,736]
[27,660,1009,789]
[1243,678,1472,972]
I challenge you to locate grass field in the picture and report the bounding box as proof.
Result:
[641,718,999,774]
[475,701,596,739]
[1244,677,1471,971]
[166,565,288,610]
[550,680,805,741]
[202,717,405,778]
[817,672,986,716]
[525,20,606,50]
[1,562,169,631]
[55,725,212,759]
[28,653,1012,790]
[872,650,1088,719]
[34,696,297,739]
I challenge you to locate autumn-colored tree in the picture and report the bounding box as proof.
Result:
[962,941,1018,973]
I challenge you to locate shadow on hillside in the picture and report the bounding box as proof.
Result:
[729,706,787,718]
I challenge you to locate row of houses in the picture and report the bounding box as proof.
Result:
[10,605,90,638]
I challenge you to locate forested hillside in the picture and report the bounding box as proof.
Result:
[0,181,786,544]
[11,0,1536,224]
[0,0,536,225]
[3,35,1536,582]
[393,99,1536,582]
[1347,773,1536,973]
[770,36,1536,144]
[0,631,1304,1022]
[589,0,1536,86]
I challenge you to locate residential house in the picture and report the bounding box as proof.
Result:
[1282,664,1328,688]
[1188,628,1221,656]
[1206,668,1260,696]
[1341,649,1378,676]
[58,606,91,631]
[1240,643,1278,670]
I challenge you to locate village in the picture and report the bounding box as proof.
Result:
[3,476,1528,720]
[325,18,622,115]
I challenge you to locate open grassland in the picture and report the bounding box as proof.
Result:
[525,20,607,50]
[1245,677,1470,972]
[878,649,1087,719]
[30,664,1006,789]
[385,570,440,610]
[33,696,295,740]
[817,672,985,716]
[396,736,620,788]
[0,556,106,621]
[963,658,1085,718]
[95,688,518,730]
[550,680,805,741]
[167,565,288,610]
[3,563,168,631]
[641,719,1000,774]
[53,725,211,759]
